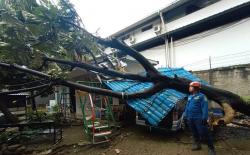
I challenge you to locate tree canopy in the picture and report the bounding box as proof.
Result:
[0,0,105,85]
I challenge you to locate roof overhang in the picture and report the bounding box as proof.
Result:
[110,0,192,38]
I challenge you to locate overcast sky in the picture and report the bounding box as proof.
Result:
[70,0,176,37]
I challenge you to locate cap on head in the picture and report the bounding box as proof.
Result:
[189,81,201,88]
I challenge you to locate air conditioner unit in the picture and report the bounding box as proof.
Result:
[129,36,136,44]
[153,25,161,34]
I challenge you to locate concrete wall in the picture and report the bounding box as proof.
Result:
[194,64,250,96]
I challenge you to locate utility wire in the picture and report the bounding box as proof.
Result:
[174,18,250,47]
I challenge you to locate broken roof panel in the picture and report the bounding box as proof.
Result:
[105,68,207,126]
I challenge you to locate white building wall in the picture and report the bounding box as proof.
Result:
[123,59,144,73]
[140,45,167,68]
[123,19,161,45]
[166,0,250,32]
[140,18,250,70]
[175,17,250,70]
[106,0,250,72]
[123,0,250,46]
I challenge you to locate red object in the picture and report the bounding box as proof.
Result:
[189,81,201,88]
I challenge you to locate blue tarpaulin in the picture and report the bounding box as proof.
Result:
[105,68,207,126]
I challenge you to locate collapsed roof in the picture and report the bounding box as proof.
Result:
[105,68,208,126]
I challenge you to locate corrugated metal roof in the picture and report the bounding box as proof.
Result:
[105,68,207,126]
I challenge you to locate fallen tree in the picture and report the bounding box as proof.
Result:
[0,0,249,124]
[1,36,250,124]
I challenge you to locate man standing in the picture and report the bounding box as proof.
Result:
[183,81,216,155]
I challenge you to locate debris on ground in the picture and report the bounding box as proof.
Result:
[231,118,250,128]
[38,149,52,155]
[1,122,250,155]
[78,141,90,146]
[114,148,121,154]
[0,143,27,155]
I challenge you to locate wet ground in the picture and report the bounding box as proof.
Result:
[32,124,250,155]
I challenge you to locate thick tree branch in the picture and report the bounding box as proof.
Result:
[163,76,250,116]
[96,38,159,75]
[0,83,51,95]
[0,62,165,99]
[43,57,151,82]
[61,80,165,99]
[61,19,159,75]
[0,63,50,79]
[1,62,250,117]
